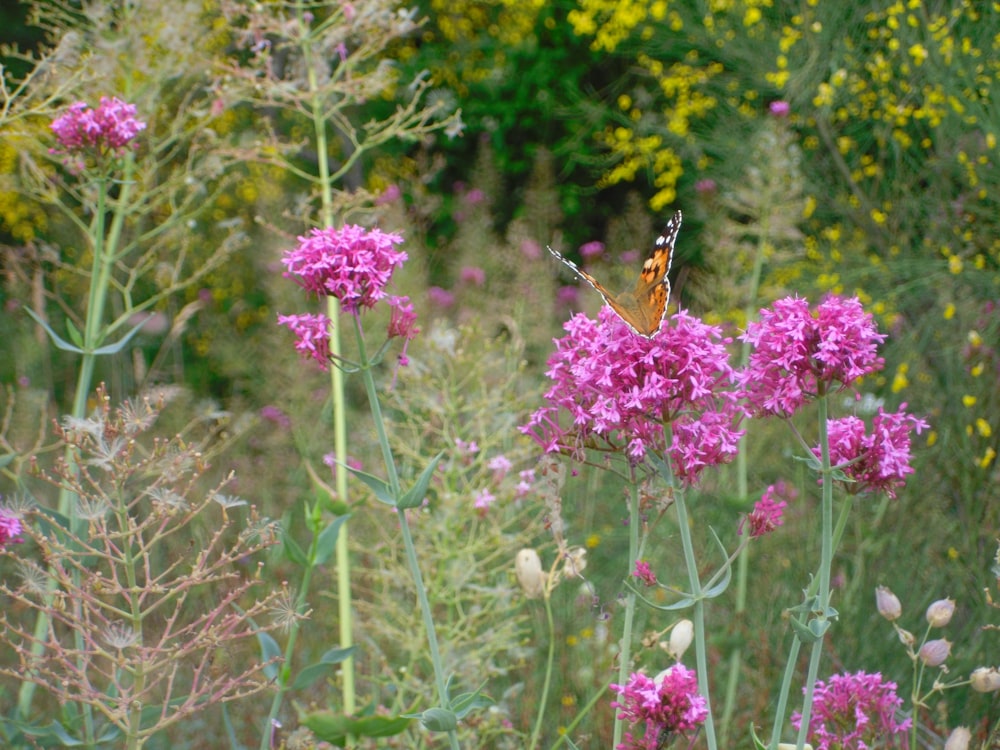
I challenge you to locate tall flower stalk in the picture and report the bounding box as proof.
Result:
[218,4,461,732]
[523,306,743,748]
[278,224,463,748]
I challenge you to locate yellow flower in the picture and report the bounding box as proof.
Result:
[976,419,992,438]
[948,254,963,274]
[980,448,997,469]
[943,303,955,320]
[962,395,977,408]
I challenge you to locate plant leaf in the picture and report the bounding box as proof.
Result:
[291,646,357,690]
[345,465,396,506]
[313,514,349,566]
[256,631,282,681]
[398,452,443,510]
[281,527,308,566]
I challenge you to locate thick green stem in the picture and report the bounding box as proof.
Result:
[612,478,641,748]
[674,493,718,750]
[353,317,459,750]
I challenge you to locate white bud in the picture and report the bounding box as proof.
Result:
[515,549,545,599]
[666,619,694,661]
[944,726,971,750]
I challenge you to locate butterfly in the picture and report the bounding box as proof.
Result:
[548,210,682,338]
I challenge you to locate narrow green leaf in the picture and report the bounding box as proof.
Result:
[256,631,282,681]
[748,721,769,750]
[92,315,152,355]
[65,317,84,348]
[449,688,493,720]
[398,452,444,510]
[313,514,349,566]
[282,528,308,566]
[345,464,397,505]
[290,646,357,690]
[407,707,458,732]
[23,307,84,354]
[790,616,820,643]
[304,710,411,744]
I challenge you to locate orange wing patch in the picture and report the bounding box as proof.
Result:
[548,210,681,338]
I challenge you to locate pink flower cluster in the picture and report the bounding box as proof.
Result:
[0,508,22,547]
[610,664,708,749]
[278,225,415,369]
[791,671,911,750]
[738,296,886,417]
[520,307,743,483]
[50,97,146,155]
[739,484,787,538]
[818,405,929,498]
[281,225,406,313]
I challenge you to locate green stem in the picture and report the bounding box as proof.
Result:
[674,492,718,750]
[612,477,641,748]
[528,594,557,750]
[298,2,356,718]
[353,317,459,750]
[721,185,771,747]
[792,388,834,750]
[18,161,132,736]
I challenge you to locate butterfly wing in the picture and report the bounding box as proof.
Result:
[547,209,683,338]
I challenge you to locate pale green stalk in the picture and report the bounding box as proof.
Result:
[351,316,460,750]
[674,492,718,750]
[18,160,134,737]
[528,594,556,750]
[765,388,836,750]
[720,206,771,747]
[611,476,641,748]
[297,3,356,717]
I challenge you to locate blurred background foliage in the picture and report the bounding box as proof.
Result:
[1,0,998,747]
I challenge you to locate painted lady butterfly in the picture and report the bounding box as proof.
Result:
[548,210,682,338]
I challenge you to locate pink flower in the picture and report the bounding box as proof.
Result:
[521,307,743,483]
[473,488,495,511]
[427,286,455,308]
[487,454,513,481]
[579,241,604,259]
[259,405,291,429]
[459,266,486,286]
[277,313,332,370]
[739,296,886,417]
[633,560,657,587]
[375,183,402,205]
[817,405,928,498]
[769,100,790,117]
[387,295,418,341]
[0,508,22,547]
[791,671,911,750]
[610,665,708,749]
[739,485,787,538]
[50,97,146,155]
[695,178,717,194]
[281,225,406,313]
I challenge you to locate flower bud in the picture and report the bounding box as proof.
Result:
[666,619,694,661]
[778,744,813,750]
[970,666,1000,693]
[925,597,955,627]
[944,727,971,750]
[918,638,951,667]
[875,586,902,621]
[515,548,545,599]
[895,626,915,647]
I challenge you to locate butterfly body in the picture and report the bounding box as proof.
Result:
[548,210,682,338]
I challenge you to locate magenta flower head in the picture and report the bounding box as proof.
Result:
[739,484,787,538]
[739,296,886,418]
[0,507,23,547]
[281,225,406,313]
[816,405,929,498]
[277,312,333,370]
[791,671,911,750]
[50,97,146,156]
[521,307,743,483]
[610,664,708,749]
